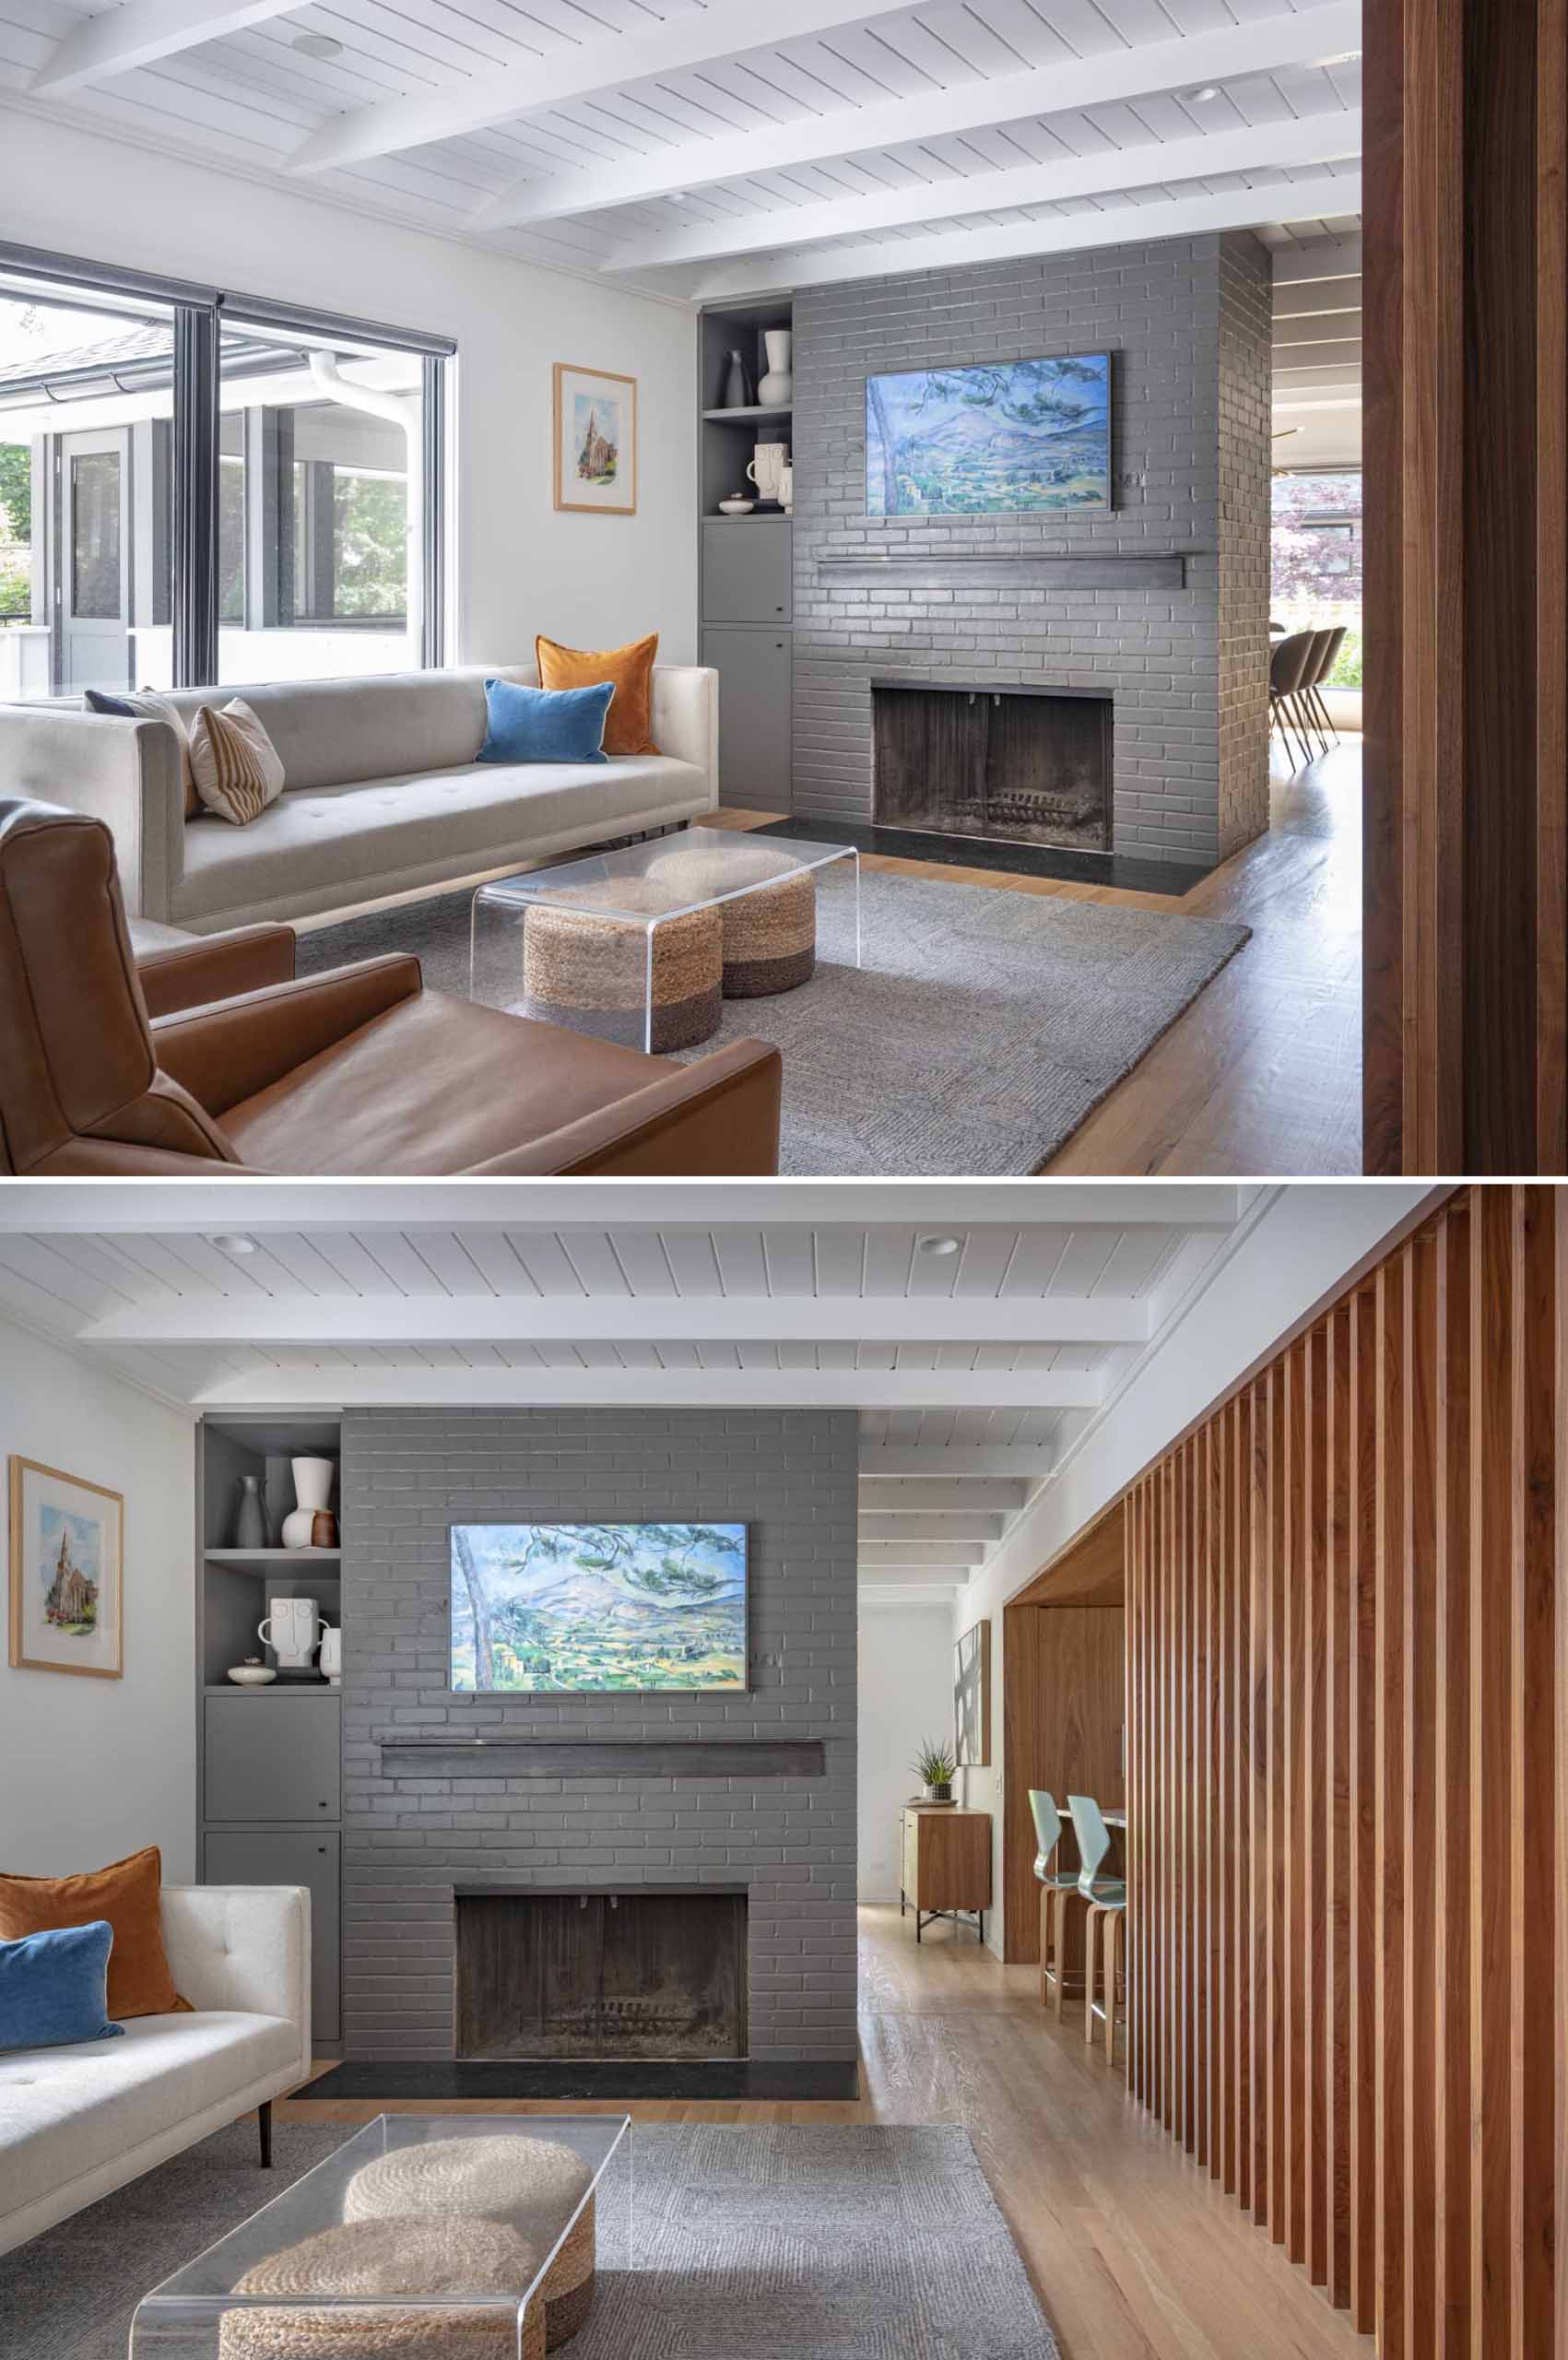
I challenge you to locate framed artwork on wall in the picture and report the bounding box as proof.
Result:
[553,362,638,514]
[866,351,1112,517]
[954,1617,991,1766]
[7,1456,124,1678]
[450,1520,748,1693]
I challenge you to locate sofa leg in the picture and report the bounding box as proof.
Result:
[259,2100,273,2168]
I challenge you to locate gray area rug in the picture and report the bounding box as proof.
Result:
[0,2118,1057,2360]
[298,865,1249,1175]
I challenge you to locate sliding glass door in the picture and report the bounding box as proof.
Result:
[0,247,452,702]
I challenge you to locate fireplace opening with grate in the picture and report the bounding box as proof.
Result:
[873,680,1112,854]
[455,1889,747,2061]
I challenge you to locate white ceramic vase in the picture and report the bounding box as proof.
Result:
[319,1625,342,1686]
[281,1455,335,1550]
[258,1595,320,1670]
[758,329,793,408]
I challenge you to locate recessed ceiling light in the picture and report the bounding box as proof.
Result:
[666,192,689,204]
[292,31,343,60]
[917,1234,962,1258]
[211,1233,257,1257]
[1182,84,1220,101]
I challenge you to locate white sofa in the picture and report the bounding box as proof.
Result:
[0,1885,311,2255]
[0,661,719,932]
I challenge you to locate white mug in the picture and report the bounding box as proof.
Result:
[258,1595,320,1670]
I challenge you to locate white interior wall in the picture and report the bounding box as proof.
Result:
[0,108,698,669]
[857,1599,955,1905]
[951,1181,1435,1957]
[0,1318,196,1878]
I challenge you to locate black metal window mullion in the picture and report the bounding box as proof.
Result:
[171,303,218,687]
[421,351,445,669]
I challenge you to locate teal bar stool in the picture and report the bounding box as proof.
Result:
[1067,1793,1126,2064]
[1029,1789,1081,2014]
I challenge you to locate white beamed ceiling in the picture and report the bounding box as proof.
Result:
[0,1180,1260,1606]
[0,0,1361,327]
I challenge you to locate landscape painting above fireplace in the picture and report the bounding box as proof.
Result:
[450,1520,748,1693]
[866,352,1111,517]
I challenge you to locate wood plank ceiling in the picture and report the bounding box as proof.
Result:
[0,1179,1245,1607]
[0,0,1362,381]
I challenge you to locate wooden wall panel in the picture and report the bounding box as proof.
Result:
[1124,1186,1566,2354]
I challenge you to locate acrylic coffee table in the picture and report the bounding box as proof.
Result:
[129,2114,631,2360]
[470,824,861,1054]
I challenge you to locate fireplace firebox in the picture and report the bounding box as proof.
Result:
[455,1889,747,2061]
[873,680,1112,853]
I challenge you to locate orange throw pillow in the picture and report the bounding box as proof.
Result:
[0,1845,190,2020]
[536,631,659,757]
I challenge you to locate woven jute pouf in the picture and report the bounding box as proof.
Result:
[217,2215,545,2360]
[344,2136,595,2351]
[522,883,722,1052]
[646,845,817,997]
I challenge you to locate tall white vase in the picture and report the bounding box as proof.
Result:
[758,329,793,408]
[282,1455,336,1550]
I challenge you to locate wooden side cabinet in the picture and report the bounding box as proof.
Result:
[899,1805,992,1943]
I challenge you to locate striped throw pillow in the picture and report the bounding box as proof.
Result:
[188,699,286,826]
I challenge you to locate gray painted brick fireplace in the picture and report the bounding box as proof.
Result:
[791,229,1272,870]
[337,1408,858,2076]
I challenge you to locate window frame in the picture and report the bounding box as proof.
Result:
[0,239,454,685]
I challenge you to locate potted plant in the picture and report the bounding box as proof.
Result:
[911,1737,957,1803]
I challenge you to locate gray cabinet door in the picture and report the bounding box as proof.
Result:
[204,1827,341,2041]
[701,627,792,813]
[702,517,792,624]
[205,1694,341,1823]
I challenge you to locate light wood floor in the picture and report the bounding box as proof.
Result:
[713,738,1362,1176]
[282,1904,1369,2360]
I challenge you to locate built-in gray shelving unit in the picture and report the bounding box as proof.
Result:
[700,297,795,815]
[196,1415,345,2047]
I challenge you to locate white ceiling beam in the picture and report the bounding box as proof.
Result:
[692,171,1362,302]
[32,0,301,94]
[860,1541,985,1567]
[0,1183,1242,1233]
[476,0,1364,233]
[608,112,1361,276]
[857,1571,962,1591]
[860,1513,1005,1542]
[857,1445,1055,1478]
[1273,312,1361,348]
[1273,275,1362,319]
[191,1370,1105,1410]
[1269,233,1362,285]
[1274,340,1362,372]
[283,0,932,177]
[79,1296,1148,1348]
[857,1479,1030,1512]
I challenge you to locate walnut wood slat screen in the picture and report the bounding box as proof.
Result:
[1124,1186,1565,2354]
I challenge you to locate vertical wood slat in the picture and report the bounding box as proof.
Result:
[1119,1187,1565,2355]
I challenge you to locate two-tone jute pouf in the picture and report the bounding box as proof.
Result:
[647,846,817,997]
[217,2217,545,2360]
[522,883,722,1052]
[344,2136,596,2351]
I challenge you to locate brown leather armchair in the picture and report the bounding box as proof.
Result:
[128,914,298,1020]
[0,799,782,1176]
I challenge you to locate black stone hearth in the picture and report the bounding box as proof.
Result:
[751,816,1207,897]
[301,2058,861,2100]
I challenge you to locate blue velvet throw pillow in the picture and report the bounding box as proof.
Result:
[0,1919,124,2052]
[477,676,611,766]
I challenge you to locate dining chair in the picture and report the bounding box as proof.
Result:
[1298,627,1338,757]
[1067,1794,1126,2065]
[1029,1790,1081,2013]
[1307,624,1348,745]
[1268,631,1315,772]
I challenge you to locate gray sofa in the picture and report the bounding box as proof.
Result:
[0,661,717,931]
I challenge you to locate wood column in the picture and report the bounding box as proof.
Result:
[1125,1186,1566,2353]
[1362,0,1568,1173]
